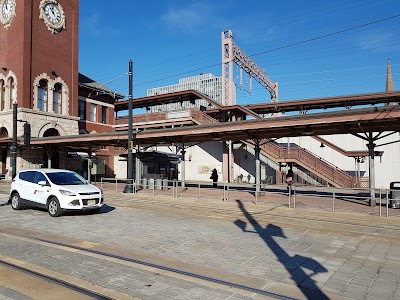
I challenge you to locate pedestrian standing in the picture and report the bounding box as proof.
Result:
[210,168,218,188]
[286,169,294,195]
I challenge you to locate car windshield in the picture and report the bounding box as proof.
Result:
[46,171,87,185]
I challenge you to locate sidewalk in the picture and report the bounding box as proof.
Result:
[105,189,400,242]
[2,181,400,299]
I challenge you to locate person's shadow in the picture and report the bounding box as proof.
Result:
[234,200,329,300]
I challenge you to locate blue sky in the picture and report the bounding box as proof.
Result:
[78,0,400,105]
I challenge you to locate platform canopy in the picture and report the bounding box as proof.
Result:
[7,105,398,149]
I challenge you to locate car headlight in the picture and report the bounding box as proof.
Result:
[59,189,76,196]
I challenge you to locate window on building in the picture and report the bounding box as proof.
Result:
[0,127,8,138]
[0,80,4,111]
[102,106,107,124]
[9,77,15,108]
[90,103,97,122]
[53,83,62,114]
[78,100,86,120]
[38,79,48,111]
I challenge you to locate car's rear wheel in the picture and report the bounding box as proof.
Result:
[48,197,62,217]
[11,192,23,210]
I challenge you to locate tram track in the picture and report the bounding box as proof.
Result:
[0,229,295,300]
[0,258,114,300]
[2,192,400,299]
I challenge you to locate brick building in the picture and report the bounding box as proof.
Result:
[0,0,122,178]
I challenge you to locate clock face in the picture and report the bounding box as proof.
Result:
[39,0,66,34]
[44,3,61,25]
[2,0,13,20]
[0,0,16,28]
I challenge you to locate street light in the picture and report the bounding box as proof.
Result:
[11,101,17,179]
[123,60,134,193]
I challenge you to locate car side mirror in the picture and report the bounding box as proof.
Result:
[38,181,48,186]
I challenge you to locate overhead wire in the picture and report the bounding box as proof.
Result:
[248,14,400,58]
[84,0,393,82]
[125,15,400,89]
[85,3,399,99]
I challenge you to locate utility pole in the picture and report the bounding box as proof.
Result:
[10,102,17,179]
[124,60,134,193]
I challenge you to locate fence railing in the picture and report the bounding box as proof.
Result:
[98,177,400,218]
[190,109,219,125]
[115,109,219,126]
[260,140,366,188]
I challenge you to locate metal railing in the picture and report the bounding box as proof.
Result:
[260,140,366,188]
[115,109,219,126]
[99,177,400,218]
[190,109,219,125]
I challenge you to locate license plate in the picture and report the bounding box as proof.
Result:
[87,200,96,205]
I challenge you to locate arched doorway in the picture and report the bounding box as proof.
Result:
[43,128,60,168]
[0,127,8,175]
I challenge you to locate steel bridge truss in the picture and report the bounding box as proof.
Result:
[221,30,278,106]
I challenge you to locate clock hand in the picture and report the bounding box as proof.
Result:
[49,7,55,19]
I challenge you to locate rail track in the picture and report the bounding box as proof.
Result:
[0,229,294,300]
[0,258,114,300]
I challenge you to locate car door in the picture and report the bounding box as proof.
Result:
[32,171,51,205]
[18,171,37,202]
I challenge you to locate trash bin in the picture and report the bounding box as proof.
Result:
[389,182,400,208]
[156,178,162,190]
[162,178,168,190]
[141,178,147,189]
[148,178,154,190]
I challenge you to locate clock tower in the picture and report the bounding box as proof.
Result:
[0,0,78,114]
[0,0,79,174]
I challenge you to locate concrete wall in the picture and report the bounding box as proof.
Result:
[177,142,223,182]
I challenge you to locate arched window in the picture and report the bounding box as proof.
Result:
[43,128,60,137]
[53,83,62,114]
[38,79,48,111]
[0,127,8,138]
[8,77,15,108]
[0,80,4,111]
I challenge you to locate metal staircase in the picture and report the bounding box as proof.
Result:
[192,110,365,188]
[260,140,367,188]
[121,108,366,188]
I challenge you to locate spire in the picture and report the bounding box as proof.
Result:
[386,58,394,92]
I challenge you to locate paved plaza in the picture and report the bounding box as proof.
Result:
[1,183,400,299]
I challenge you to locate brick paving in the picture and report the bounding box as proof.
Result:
[1,181,400,299]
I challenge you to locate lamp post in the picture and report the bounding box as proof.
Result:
[123,60,134,193]
[10,102,17,179]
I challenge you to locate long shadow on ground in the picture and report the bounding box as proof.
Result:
[234,200,329,300]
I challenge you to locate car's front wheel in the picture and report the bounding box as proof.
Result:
[10,192,23,210]
[48,197,62,217]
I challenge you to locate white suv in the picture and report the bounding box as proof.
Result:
[9,169,104,217]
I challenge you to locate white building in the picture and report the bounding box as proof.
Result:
[147,74,222,112]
